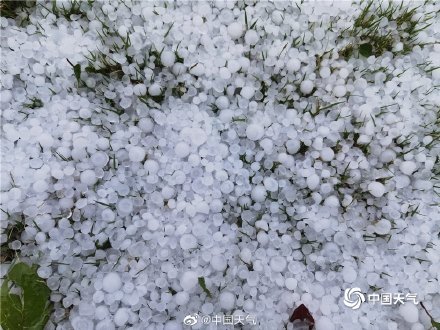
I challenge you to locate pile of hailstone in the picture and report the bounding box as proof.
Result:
[1,1,439,329]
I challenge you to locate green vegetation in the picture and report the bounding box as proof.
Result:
[340,1,436,58]
[0,262,52,330]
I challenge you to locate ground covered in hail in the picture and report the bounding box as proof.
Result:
[1,1,440,329]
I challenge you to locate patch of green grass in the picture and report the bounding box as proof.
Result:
[1,219,25,263]
[23,97,43,109]
[340,0,435,58]
[198,277,212,298]
[0,0,35,19]
[0,262,52,330]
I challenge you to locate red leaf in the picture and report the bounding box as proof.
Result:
[289,304,315,330]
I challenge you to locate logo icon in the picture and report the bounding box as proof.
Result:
[343,287,365,310]
[183,314,198,326]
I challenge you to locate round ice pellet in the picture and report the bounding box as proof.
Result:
[316,317,335,330]
[399,303,418,323]
[333,85,346,97]
[102,272,122,293]
[320,147,334,161]
[175,142,190,158]
[37,133,54,148]
[240,86,255,99]
[211,255,227,272]
[246,123,264,141]
[180,234,197,250]
[215,96,229,109]
[285,278,298,290]
[164,320,183,330]
[227,22,243,39]
[117,198,133,215]
[244,29,259,45]
[251,185,266,202]
[374,219,391,235]
[263,177,278,192]
[114,308,129,327]
[286,58,301,72]
[161,51,176,67]
[270,256,286,272]
[91,152,109,168]
[80,170,97,186]
[128,146,146,162]
[300,80,314,94]
[180,271,198,291]
[368,182,386,198]
[219,291,236,310]
[33,180,48,193]
[306,174,320,190]
[148,83,162,96]
[399,161,417,175]
[342,266,357,283]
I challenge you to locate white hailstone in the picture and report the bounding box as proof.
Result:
[342,266,357,283]
[300,80,314,94]
[399,303,419,323]
[286,139,301,154]
[37,133,54,148]
[161,186,175,199]
[180,271,198,291]
[33,63,45,75]
[380,149,396,163]
[333,85,346,97]
[285,278,298,290]
[240,86,255,99]
[144,160,159,174]
[251,185,266,202]
[244,30,259,45]
[117,198,133,215]
[219,291,236,310]
[399,161,417,175]
[148,83,162,96]
[102,209,115,222]
[368,182,386,197]
[219,67,231,79]
[164,320,183,330]
[306,174,320,190]
[174,142,190,158]
[189,63,204,76]
[286,58,301,72]
[161,51,176,67]
[33,180,48,193]
[324,195,339,207]
[358,104,372,118]
[0,90,12,103]
[320,147,334,161]
[91,152,109,168]
[270,256,287,272]
[80,170,98,186]
[227,22,243,39]
[246,123,264,141]
[263,177,278,192]
[102,272,122,293]
[374,219,391,235]
[316,317,335,330]
[175,291,189,305]
[128,146,146,162]
[215,96,230,109]
[180,234,197,250]
[138,117,154,132]
[147,218,160,231]
[211,255,227,272]
[114,308,129,327]
[133,84,147,96]
[395,175,410,189]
